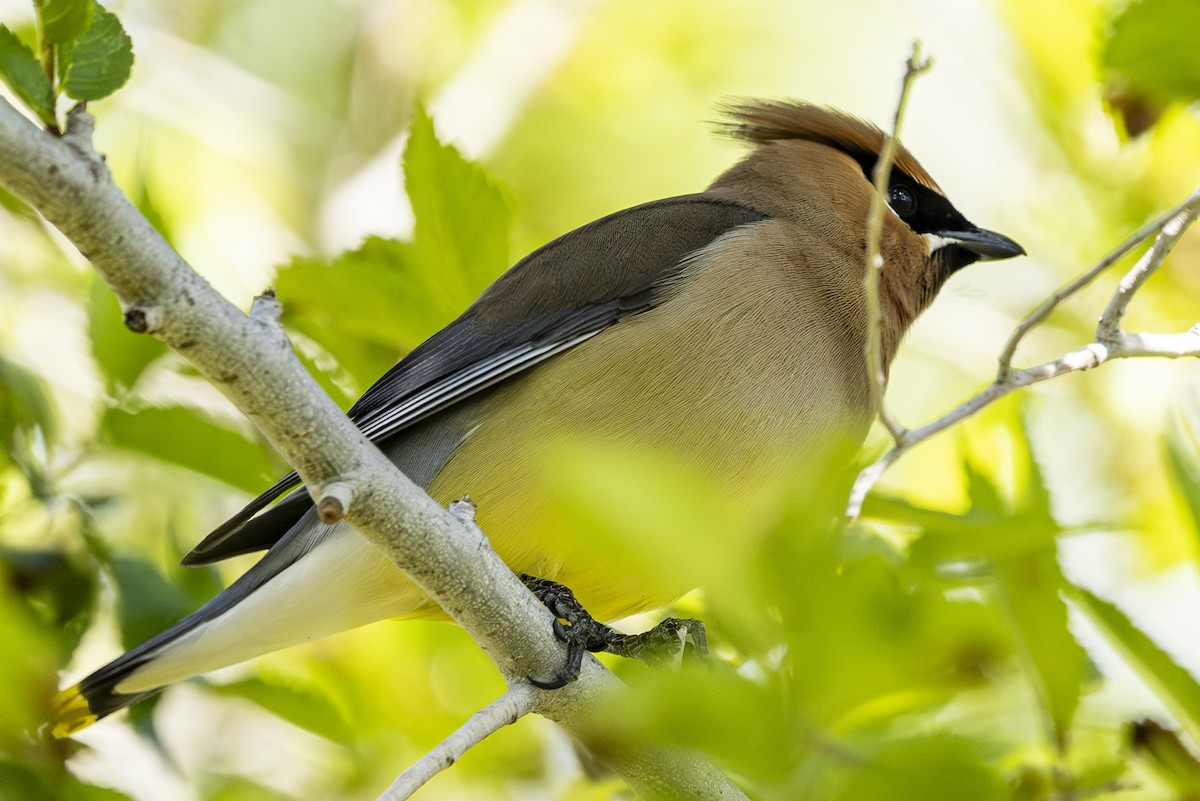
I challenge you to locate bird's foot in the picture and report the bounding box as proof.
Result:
[603,617,708,666]
[520,574,707,689]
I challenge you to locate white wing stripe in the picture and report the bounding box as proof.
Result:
[357,329,603,440]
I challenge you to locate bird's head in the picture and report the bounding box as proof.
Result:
[708,100,1024,325]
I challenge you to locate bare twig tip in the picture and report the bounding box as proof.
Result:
[250,290,283,325]
[317,482,354,524]
[64,104,94,139]
[448,496,478,524]
[123,306,150,334]
[906,41,931,72]
[317,496,344,524]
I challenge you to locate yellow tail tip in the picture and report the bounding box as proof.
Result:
[52,685,97,739]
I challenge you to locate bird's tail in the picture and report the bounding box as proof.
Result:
[53,679,155,738]
[51,613,198,738]
[51,524,422,738]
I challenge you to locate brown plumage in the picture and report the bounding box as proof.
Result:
[720,100,941,190]
[54,101,1024,737]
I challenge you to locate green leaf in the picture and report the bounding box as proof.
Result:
[60,4,133,101]
[1131,719,1200,798]
[200,775,292,801]
[0,580,62,748]
[209,678,353,742]
[1,546,99,655]
[994,549,1086,751]
[36,0,93,45]
[101,406,276,495]
[0,761,131,801]
[0,354,56,451]
[962,447,1007,517]
[275,238,434,391]
[88,275,167,393]
[0,762,56,801]
[831,736,1008,801]
[970,435,1085,748]
[1069,584,1200,745]
[404,102,510,313]
[273,106,512,394]
[107,554,193,650]
[0,183,36,219]
[0,354,57,496]
[1103,0,1200,107]
[0,25,56,127]
[1165,413,1200,540]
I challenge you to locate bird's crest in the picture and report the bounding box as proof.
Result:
[720,100,940,193]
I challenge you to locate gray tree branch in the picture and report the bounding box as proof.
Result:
[378,681,541,800]
[0,98,746,801]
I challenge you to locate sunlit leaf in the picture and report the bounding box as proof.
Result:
[106,554,194,649]
[60,4,133,101]
[0,354,56,451]
[404,102,510,312]
[1103,0,1200,108]
[0,353,56,496]
[0,578,61,750]
[583,668,793,782]
[1130,719,1200,797]
[88,275,167,393]
[962,448,1007,517]
[0,762,57,801]
[36,0,93,45]
[1165,412,1200,542]
[101,406,275,495]
[991,432,1085,750]
[275,237,429,390]
[0,183,35,218]
[0,25,56,127]
[209,677,353,743]
[1,546,98,655]
[201,775,292,801]
[830,735,1008,801]
[1069,584,1200,745]
[994,549,1085,751]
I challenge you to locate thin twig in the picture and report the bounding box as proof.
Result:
[863,41,932,442]
[846,185,1200,520]
[996,187,1200,379]
[377,684,540,801]
[1097,195,1200,340]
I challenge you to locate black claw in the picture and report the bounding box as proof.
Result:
[527,671,571,690]
[520,574,710,688]
[527,631,585,688]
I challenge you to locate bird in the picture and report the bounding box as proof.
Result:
[53,100,1024,736]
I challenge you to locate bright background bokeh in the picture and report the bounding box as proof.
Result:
[3,0,1200,799]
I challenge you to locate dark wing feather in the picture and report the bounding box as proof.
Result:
[183,195,767,566]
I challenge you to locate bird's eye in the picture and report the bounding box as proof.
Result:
[888,185,918,217]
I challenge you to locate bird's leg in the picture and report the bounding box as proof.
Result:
[520,574,707,689]
[601,617,709,666]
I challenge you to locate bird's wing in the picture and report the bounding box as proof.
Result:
[182,195,768,565]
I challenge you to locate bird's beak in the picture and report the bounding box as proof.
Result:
[937,227,1026,261]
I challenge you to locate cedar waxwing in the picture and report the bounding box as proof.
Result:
[54,101,1024,736]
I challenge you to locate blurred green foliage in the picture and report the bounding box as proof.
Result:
[1102,0,1200,135]
[2,1,1200,800]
